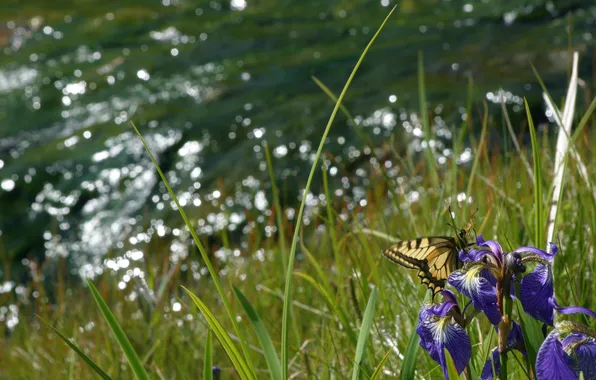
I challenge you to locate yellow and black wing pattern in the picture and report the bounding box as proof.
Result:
[382,236,464,294]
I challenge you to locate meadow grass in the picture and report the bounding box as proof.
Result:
[2,101,596,379]
[2,10,596,380]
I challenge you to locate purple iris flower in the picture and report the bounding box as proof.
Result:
[452,236,595,328]
[449,235,503,325]
[416,290,471,379]
[458,234,505,265]
[536,322,596,379]
[448,263,500,325]
[518,251,596,326]
[479,322,526,380]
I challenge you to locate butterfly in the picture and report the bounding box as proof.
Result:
[382,212,475,295]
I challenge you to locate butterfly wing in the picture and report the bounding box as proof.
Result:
[382,236,462,294]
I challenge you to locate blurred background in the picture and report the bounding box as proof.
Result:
[0,0,595,328]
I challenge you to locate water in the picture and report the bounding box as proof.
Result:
[0,1,595,285]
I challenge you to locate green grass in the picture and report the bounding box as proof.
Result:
[2,13,596,380]
[2,101,596,378]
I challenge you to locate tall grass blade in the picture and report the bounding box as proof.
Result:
[264,142,303,352]
[233,285,282,380]
[38,316,112,380]
[294,272,358,345]
[370,347,393,380]
[524,99,544,248]
[465,101,488,197]
[131,122,255,375]
[501,98,534,180]
[417,51,439,190]
[182,287,255,380]
[86,279,150,380]
[351,287,377,380]
[279,6,398,378]
[400,291,432,379]
[321,162,341,275]
[263,142,288,259]
[399,322,420,380]
[203,331,213,380]
[300,241,335,309]
[443,348,460,380]
[544,52,580,252]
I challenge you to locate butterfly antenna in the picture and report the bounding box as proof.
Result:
[471,227,478,246]
[470,207,479,221]
[447,205,458,234]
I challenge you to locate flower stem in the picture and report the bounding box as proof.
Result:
[497,273,514,380]
[498,316,509,380]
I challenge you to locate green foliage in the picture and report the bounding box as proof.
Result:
[86,279,150,380]
[131,122,256,376]
[40,317,112,380]
[203,331,213,380]
[351,287,377,380]
[183,287,255,380]
[233,286,282,380]
[525,99,545,248]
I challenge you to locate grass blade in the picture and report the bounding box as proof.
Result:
[370,347,394,380]
[501,99,534,180]
[444,349,461,379]
[263,142,287,264]
[38,316,112,380]
[294,272,358,345]
[183,286,255,380]
[233,285,282,380]
[543,52,579,251]
[465,101,488,197]
[399,291,432,379]
[351,287,377,380]
[279,5,398,378]
[417,51,439,190]
[204,330,213,380]
[399,323,421,380]
[524,99,544,248]
[131,122,255,376]
[86,279,150,380]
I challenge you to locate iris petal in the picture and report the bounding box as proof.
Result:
[416,301,471,379]
[507,321,526,354]
[472,235,504,262]
[520,263,596,325]
[479,322,525,380]
[449,267,500,325]
[481,240,504,261]
[417,318,471,379]
[555,304,596,319]
[429,300,457,318]
[536,330,576,380]
[513,243,557,262]
[440,322,472,377]
[520,263,555,326]
[439,289,459,308]
[462,248,494,263]
[420,292,459,320]
[480,348,500,380]
[573,336,596,379]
